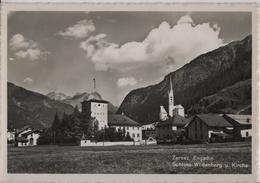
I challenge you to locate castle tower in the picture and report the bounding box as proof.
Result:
[168,76,174,117]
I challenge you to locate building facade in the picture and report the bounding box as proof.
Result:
[156,114,189,143]
[222,114,252,139]
[16,127,41,147]
[7,130,15,142]
[109,114,142,142]
[81,99,108,130]
[185,114,234,142]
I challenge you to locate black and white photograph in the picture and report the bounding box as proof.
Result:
[1,4,257,180]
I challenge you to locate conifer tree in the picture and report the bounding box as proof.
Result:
[51,112,60,144]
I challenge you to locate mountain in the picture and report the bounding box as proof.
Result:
[46,91,70,101]
[47,91,118,114]
[188,79,251,114]
[117,35,252,125]
[8,82,74,129]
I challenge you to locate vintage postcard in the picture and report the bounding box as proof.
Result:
[0,3,258,183]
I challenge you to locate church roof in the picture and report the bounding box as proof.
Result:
[174,104,184,108]
[108,114,141,127]
[157,114,189,127]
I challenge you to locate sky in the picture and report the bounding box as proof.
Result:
[8,11,252,106]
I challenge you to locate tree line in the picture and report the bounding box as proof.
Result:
[38,106,133,145]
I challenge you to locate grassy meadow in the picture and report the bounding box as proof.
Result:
[8,141,251,174]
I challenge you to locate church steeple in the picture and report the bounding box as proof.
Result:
[168,75,174,117]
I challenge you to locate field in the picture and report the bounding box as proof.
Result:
[8,141,251,174]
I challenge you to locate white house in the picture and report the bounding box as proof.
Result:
[16,126,41,147]
[7,130,16,142]
[108,114,142,142]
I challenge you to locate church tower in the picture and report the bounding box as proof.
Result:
[168,76,174,117]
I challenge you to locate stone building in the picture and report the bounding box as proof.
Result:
[81,98,109,130]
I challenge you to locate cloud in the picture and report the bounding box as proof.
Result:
[22,77,34,85]
[177,15,193,25]
[15,49,41,61]
[9,34,49,61]
[57,19,95,39]
[80,34,108,57]
[80,15,224,72]
[9,34,38,51]
[117,77,137,88]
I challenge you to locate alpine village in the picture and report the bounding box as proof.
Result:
[7,35,252,148]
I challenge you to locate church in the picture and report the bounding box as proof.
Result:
[159,76,185,121]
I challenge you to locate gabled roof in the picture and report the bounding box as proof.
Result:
[82,99,108,104]
[223,114,251,125]
[174,104,184,109]
[22,130,41,136]
[222,114,251,130]
[156,114,189,127]
[196,114,232,127]
[17,126,31,135]
[108,114,141,127]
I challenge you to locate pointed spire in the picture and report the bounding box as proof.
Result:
[93,78,96,92]
[168,75,174,117]
[169,75,173,93]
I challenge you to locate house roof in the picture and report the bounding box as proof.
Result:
[108,114,141,127]
[223,114,252,125]
[196,114,233,127]
[17,126,31,134]
[22,130,41,136]
[156,114,189,127]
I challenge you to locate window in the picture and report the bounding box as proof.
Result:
[132,133,135,137]
[195,120,197,131]
[246,132,249,137]
[127,127,129,130]
[195,133,197,139]
[137,133,140,137]
[98,104,101,107]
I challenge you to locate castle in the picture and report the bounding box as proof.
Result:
[159,76,185,121]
